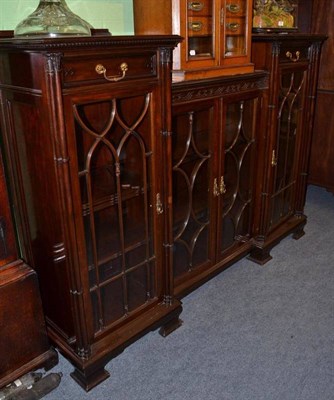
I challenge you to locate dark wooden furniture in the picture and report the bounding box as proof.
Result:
[0,35,183,391]
[249,33,327,264]
[307,0,334,193]
[0,150,57,388]
[133,0,254,81]
[171,71,267,295]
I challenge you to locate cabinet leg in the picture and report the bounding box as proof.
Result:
[292,226,305,240]
[247,247,273,265]
[70,366,110,392]
[159,316,183,338]
[43,348,59,371]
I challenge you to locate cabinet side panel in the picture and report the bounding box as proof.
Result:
[0,149,17,266]
[133,0,173,34]
[308,92,334,191]
[1,91,75,339]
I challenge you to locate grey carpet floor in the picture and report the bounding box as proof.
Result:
[44,185,334,400]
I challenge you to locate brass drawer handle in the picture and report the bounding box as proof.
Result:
[188,21,203,31]
[226,22,240,32]
[188,1,204,11]
[226,4,240,13]
[95,62,128,82]
[286,51,300,62]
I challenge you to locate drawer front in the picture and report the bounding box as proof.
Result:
[225,1,245,17]
[187,0,212,16]
[225,17,245,35]
[62,53,157,86]
[279,44,310,64]
[188,17,212,36]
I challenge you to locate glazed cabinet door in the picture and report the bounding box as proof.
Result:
[267,64,308,234]
[171,86,263,295]
[216,94,260,259]
[63,88,165,337]
[171,100,218,294]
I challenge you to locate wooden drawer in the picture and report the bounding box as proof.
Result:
[187,0,212,16]
[226,1,246,17]
[225,17,245,36]
[278,44,310,64]
[188,17,212,36]
[62,52,157,86]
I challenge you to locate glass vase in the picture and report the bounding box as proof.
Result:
[14,0,92,37]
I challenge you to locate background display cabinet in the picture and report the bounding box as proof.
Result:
[249,33,326,264]
[171,71,267,295]
[0,149,57,388]
[0,35,182,391]
[133,0,254,81]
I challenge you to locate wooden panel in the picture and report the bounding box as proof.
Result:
[308,91,334,191]
[0,261,58,388]
[307,0,334,191]
[311,0,334,90]
[0,151,16,267]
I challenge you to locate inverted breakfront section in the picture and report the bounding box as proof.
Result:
[171,72,268,295]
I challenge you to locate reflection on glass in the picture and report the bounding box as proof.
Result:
[253,0,298,31]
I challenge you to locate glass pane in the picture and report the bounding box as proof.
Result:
[172,105,213,279]
[187,0,214,59]
[270,70,306,229]
[73,93,157,333]
[220,99,257,253]
[224,0,247,57]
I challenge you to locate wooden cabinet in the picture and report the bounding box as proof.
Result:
[171,71,267,295]
[249,34,326,264]
[0,149,57,388]
[0,35,182,391]
[133,0,254,81]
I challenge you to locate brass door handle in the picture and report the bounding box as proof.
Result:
[213,178,220,197]
[271,150,278,167]
[220,176,227,195]
[286,51,300,62]
[156,193,164,215]
[95,62,128,82]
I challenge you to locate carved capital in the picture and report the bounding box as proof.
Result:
[45,53,62,75]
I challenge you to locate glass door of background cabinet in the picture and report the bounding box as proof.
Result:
[223,0,248,59]
[187,0,215,60]
[67,90,162,336]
